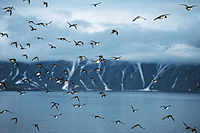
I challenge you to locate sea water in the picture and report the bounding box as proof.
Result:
[0,91,200,133]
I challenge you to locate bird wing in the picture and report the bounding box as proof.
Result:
[180,4,188,7]
[162,116,167,120]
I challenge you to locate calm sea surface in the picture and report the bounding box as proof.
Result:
[0,91,200,133]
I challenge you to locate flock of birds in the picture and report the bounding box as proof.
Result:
[0,0,199,133]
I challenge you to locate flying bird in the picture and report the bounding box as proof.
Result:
[11,42,18,48]
[0,32,8,37]
[26,43,31,48]
[23,0,31,4]
[10,117,18,124]
[162,115,175,121]
[92,115,104,119]
[110,29,118,35]
[33,123,40,131]
[0,82,7,89]
[45,21,52,26]
[183,122,191,130]
[43,1,48,7]
[131,124,145,129]
[180,4,196,11]
[71,96,80,102]
[51,113,62,118]
[29,25,36,31]
[32,57,39,61]
[110,56,121,61]
[21,78,31,84]
[0,110,12,114]
[35,22,46,27]
[50,102,60,110]
[8,58,18,66]
[154,14,170,21]
[28,20,35,24]
[191,127,197,133]
[3,6,14,16]
[19,44,25,50]
[90,40,100,48]
[72,103,86,108]
[160,105,171,110]
[35,37,43,40]
[22,54,28,59]
[99,91,107,98]
[112,120,125,125]
[81,69,88,75]
[74,40,84,46]
[130,105,139,112]
[90,2,101,7]
[17,91,26,96]
[132,16,147,22]
[67,22,77,29]
[48,44,56,49]
[57,37,70,43]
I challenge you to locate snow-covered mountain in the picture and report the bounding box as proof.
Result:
[0,60,200,92]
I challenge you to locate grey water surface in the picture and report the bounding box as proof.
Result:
[0,91,200,133]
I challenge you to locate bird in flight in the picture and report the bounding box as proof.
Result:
[0,32,8,37]
[90,2,101,7]
[74,40,84,46]
[162,114,175,121]
[67,22,78,30]
[10,117,18,124]
[32,56,39,61]
[160,105,171,110]
[0,81,7,89]
[72,103,86,108]
[110,29,118,35]
[71,96,80,102]
[99,91,107,98]
[43,1,48,7]
[130,105,139,112]
[154,14,170,21]
[22,54,28,59]
[0,110,12,114]
[183,122,191,130]
[48,44,56,49]
[35,37,43,40]
[57,37,70,43]
[11,42,18,48]
[50,102,60,110]
[51,113,62,118]
[131,124,145,129]
[45,21,52,26]
[29,25,37,31]
[17,91,26,96]
[8,58,18,66]
[3,6,14,16]
[92,115,104,119]
[110,56,121,61]
[180,4,197,11]
[33,123,40,131]
[81,69,88,75]
[90,40,100,48]
[112,120,125,125]
[132,16,147,22]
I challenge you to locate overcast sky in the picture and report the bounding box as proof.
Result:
[0,0,200,63]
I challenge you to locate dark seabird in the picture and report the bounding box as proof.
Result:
[71,96,80,102]
[17,91,26,96]
[162,115,175,121]
[99,91,107,98]
[112,120,125,125]
[160,105,171,110]
[22,54,28,59]
[132,16,147,22]
[51,113,62,118]
[50,102,60,110]
[67,22,78,29]
[57,37,70,43]
[90,2,101,7]
[19,44,25,50]
[43,1,48,7]
[92,115,104,119]
[72,103,86,108]
[8,58,18,66]
[29,25,36,31]
[11,42,18,48]
[74,40,84,46]
[0,32,8,37]
[10,117,18,124]
[33,123,40,131]
[26,43,31,48]
[110,56,121,61]
[32,56,39,61]
[131,124,145,129]
[3,6,14,16]
[23,0,30,4]
[180,4,196,11]
[45,21,52,26]
[0,81,7,89]
[154,14,170,21]
[110,29,118,35]
[35,37,43,40]
[48,44,56,49]
[130,105,139,112]
[183,122,191,130]
[0,110,12,114]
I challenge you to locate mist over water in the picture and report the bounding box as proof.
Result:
[0,91,200,133]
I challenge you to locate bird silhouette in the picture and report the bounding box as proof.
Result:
[112,120,125,125]
[8,58,18,66]
[32,57,39,61]
[131,124,145,129]
[132,16,147,22]
[23,0,30,4]
[33,123,40,131]
[160,105,171,110]
[154,14,170,21]
[92,115,104,119]
[22,54,28,59]
[10,117,18,124]
[74,40,84,46]
[130,105,139,112]
[35,37,43,40]
[180,4,196,11]
[43,1,48,7]
[45,21,52,26]
[51,113,62,118]
[50,102,60,110]
[183,122,191,130]
[71,96,80,102]
[110,56,121,61]
[3,6,14,16]
[110,29,118,35]
[48,44,56,49]
[57,37,70,43]
[0,32,8,37]
[162,115,175,121]
[90,2,101,7]
[29,25,36,31]
[0,110,12,114]
[11,42,18,48]
[67,22,77,29]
